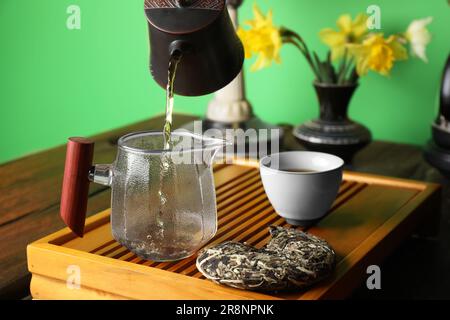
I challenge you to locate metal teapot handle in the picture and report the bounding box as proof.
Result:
[60,137,95,237]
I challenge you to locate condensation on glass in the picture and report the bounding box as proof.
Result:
[89,131,226,261]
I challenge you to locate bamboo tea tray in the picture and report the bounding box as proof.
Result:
[27,160,440,300]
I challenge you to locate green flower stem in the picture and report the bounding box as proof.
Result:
[289,34,318,72]
[349,67,359,83]
[313,52,331,83]
[336,51,348,83]
[342,59,356,84]
[337,53,349,84]
[345,62,355,82]
[335,50,358,84]
[282,33,322,82]
[280,28,320,73]
[289,34,324,79]
[280,28,359,85]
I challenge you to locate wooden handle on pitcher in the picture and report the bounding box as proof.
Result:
[60,137,94,237]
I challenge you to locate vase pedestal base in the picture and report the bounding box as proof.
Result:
[293,119,371,163]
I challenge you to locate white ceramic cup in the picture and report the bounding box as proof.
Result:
[259,151,344,226]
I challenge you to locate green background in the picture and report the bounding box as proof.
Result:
[1,0,449,164]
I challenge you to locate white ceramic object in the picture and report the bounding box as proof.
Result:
[259,151,344,226]
[206,3,253,124]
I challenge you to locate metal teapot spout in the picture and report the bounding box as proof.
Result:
[145,0,244,96]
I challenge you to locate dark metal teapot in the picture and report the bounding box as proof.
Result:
[145,0,244,96]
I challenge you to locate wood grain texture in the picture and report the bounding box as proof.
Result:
[27,162,439,300]
[60,137,95,237]
[1,114,448,299]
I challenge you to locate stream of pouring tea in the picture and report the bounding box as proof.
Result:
[163,51,182,149]
[151,51,182,259]
[140,51,211,260]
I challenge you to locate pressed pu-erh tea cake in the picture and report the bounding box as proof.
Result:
[196,226,336,291]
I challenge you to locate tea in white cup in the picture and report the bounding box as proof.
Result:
[260,151,344,226]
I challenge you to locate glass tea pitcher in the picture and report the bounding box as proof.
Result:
[60,131,226,261]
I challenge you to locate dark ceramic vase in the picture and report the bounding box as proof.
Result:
[425,54,450,178]
[293,83,371,163]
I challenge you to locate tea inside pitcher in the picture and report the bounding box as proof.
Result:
[113,133,218,262]
[113,52,217,262]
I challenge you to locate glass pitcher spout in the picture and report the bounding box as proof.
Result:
[188,132,230,164]
[162,130,229,167]
[201,135,230,150]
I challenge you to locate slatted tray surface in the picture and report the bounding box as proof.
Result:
[27,161,439,300]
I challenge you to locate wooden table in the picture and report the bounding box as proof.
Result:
[1,114,449,299]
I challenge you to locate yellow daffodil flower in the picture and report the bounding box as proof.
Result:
[319,14,368,60]
[405,17,433,63]
[237,4,282,71]
[237,7,423,82]
[348,34,408,76]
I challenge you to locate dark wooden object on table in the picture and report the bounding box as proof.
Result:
[0,114,448,299]
[60,137,95,237]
